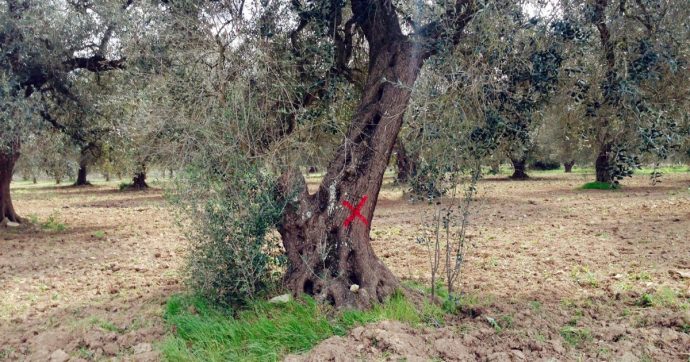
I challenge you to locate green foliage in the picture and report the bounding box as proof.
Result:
[41,213,66,232]
[636,287,689,309]
[162,295,332,361]
[89,317,123,333]
[530,159,561,171]
[485,315,514,333]
[560,326,593,348]
[168,163,286,307]
[408,162,455,200]
[607,145,641,183]
[118,181,136,191]
[162,292,442,362]
[581,181,619,190]
[637,293,654,308]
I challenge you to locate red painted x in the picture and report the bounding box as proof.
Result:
[342,195,369,227]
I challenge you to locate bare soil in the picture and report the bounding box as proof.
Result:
[1,183,183,361]
[299,172,690,361]
[2,172,689,361]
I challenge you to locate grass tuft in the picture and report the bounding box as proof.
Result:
[162,291,443,362]
[581,181,619,190]
[560,326,592,347]
[41,213,66,232]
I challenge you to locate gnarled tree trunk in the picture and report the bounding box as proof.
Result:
[131,172,148,189]
[275,0,476,309]
[595,143,612,183]
[75,162,89,186]
[1,146,21,224]
[564,160,575,173]
[277,38,425,309]
[510,157,529,179]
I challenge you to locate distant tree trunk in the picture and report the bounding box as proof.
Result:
[564,160,575,173]
[593,2,616,184]
[394,139,416,184]
[595,143,612,183]
[168,169,174,178]
[510,157,529,179]
[1,144,21,223]
[75,162,89,186]
[32,176,37,184]
[131,172,148,189]
[55,178,62,185]
[104,172,110,182]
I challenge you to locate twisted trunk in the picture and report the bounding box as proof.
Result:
[510,157,529,180]
[131,171,148,189]
[564,160,575,173]
[75,147,91,186]
[593,1,616,184]
[75,163,89,186]
[595,143,613,183]
[275,0,476,309]
[277,40,424,309]
[1,145,21,224]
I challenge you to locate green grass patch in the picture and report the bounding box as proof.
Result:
[581,181,620,190]
[637,287,689,310]
[162,291,444,362]
[637,165,689,175]
[89,317,123,333]
[560,326,592,348]
[41,213,66,232]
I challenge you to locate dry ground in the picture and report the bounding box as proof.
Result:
[1,182,183,361]
[1,172,689,361]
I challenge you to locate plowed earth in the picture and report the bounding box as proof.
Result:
[2,172,689,361]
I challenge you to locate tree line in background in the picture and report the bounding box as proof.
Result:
[1,0,689,308]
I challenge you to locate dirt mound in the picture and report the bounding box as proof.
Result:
[289,314,690,361]
[285,320,553,361]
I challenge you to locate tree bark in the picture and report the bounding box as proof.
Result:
[394,138,416,184]
[1,146,21,224]
[75,163,89,186]
[564,160,575,173]
[131,172,148,189]
[510,157,529,179]
[595,143,612,182]
[278,40,422,309]
[74,143,97,186]
[593,1,617,184]
[276,0,476,309]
